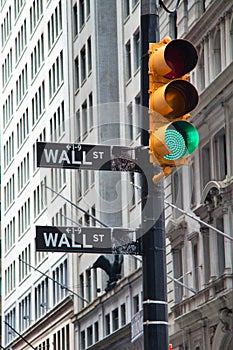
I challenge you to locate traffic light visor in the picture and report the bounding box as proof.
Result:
[164,39,198,78]
[149,38,198,78]
[150,80,198,118]
[164,121,199,160]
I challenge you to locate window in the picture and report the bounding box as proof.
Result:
[73,3,78,36]
[202,142,211,188]
[53,325,70,350]
[15,19,27,64]
[121,303,126,326]
[79,0,85,29]
[2,47,13,88]
[82,100,88,137]
[172,168,183,217]
[89,93,93,128]
[31,33,44,80]
[202,228,210,284]
[87,36,92,73]
[17,152,30,193]
[214,128,227,180]
[29,0,43,34]
[49,50,64,99]
[169,12,177,39]
[213,30,221,77]
[51,168,66,197]
[81,45,86,82]
[35,277,49,320]
[216,217,225,276]
[4,173,15,211]
[124,0,130,19]
[80,330,85,350]
[105,314,110,335]
[134,30,140,71]
[127,102,133,141]
[87,325,93,347]
[76,109,81,141]
[52,259,68,305]
[33,177,47,218]
[130,172,136,206]
[74,55,79,90]
[133,294,139,314]
[5,261,16,296]
[50,101,65,141]
[1,5,12,48]
[17,108,29,148]
[189,159,196,207]
[197,50,205,91]
[5,307,16,344]
[32,81,45,126]
[86,269,91,301]
[47,0,62,50]
[86,0,90,17]
[15,0,26,19]
[94,321,99,342]
[192,242,199,291]
[80,273,84,308]
[16,64,28,106]
[200,0,206,13]
[3,89,14,129]
[19,293,31,332]
[35,339,50,350]
[3,131,14,169]
[126,41,132,80]
[173,247,183,302]
[4,217,16,253]
[19,244,31,282]
[33,129,46,172]
[112,308,119,331]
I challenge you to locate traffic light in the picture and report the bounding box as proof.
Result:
[148,37,199,180]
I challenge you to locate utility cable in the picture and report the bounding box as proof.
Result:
[43,183,109,228]
[19,258,89,304]
[165,200,233,241]
[167,274,196,294]
[130,182,233,241]
[4,321,36,350]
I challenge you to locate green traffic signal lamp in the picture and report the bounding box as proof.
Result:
[150,119,199,162]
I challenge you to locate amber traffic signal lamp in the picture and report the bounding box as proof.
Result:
[148,37,199,181]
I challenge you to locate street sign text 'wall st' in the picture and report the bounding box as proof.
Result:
[37,142,142,172]
[36,226,141,255]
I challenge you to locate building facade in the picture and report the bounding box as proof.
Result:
[1,0,75,348]
[0,0,232,350]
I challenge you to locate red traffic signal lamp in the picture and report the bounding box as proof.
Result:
[148,37,199,180]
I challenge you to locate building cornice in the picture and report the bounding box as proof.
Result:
[184,0,233,46]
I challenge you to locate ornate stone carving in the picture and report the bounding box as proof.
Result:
[219,307,233,333]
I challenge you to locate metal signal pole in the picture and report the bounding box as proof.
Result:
[140,1,169,349]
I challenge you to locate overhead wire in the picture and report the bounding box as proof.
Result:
[159,0,181,14]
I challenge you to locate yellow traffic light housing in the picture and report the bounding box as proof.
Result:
[148,37,199,176]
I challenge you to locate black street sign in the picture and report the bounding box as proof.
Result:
[36,225,141,255]
[37,142,142,172]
